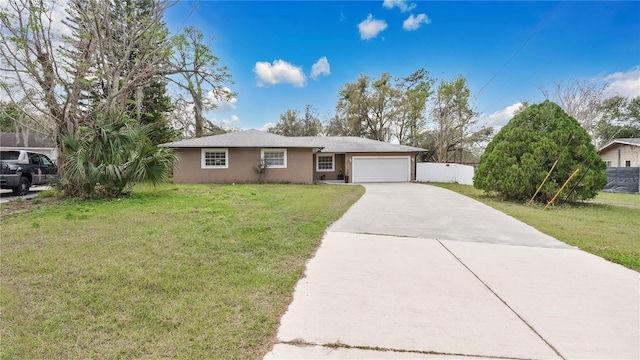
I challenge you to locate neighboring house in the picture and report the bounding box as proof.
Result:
[160,130,425,184]
[598,138,640,167]
[0,132,58,162]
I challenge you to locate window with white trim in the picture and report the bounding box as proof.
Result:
[261,149,287,168]
[316,154,335,172]
[201,148,229,169]
[605,160,612,167]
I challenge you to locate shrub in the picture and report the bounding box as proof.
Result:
[474,101,606,203]
[59,115,176,198]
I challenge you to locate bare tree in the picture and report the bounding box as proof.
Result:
[332,70,438,144]
[430,75,477,163]
[1,0,73,138]
[394,68,433,146]
[302,105,323,136]
[268,105,323,137]
[335,74,368,138]
[169,98,226,139]
[540,79,606,145]
[0,0,175,143]
[169,26,233,138]
[335,73,399,142]
[169,98,196,139]
[0,0,216,197]
[268,109,304,136]
[368,73,399,142]
[324,112,353,136]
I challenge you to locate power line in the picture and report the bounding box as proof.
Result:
[476,2,563,98]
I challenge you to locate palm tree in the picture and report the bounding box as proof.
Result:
[60,115,176,198]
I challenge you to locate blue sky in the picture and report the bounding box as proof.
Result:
[164,1,640,132]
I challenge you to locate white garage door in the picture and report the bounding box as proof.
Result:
[352,156,411,183]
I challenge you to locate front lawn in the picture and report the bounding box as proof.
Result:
[587,191,640,208]
[0,184,364,359]
[429,183,640,272]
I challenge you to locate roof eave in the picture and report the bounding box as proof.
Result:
[598,140,640,153]
[159,144,320,149]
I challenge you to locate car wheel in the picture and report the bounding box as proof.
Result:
[12,177,30,196]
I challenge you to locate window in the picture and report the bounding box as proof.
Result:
[316,154,335,172]
[29,153,41,165]
[625,160,631,167]
[201,148,228,169]
[0,151,20,161]
[41,155,53,166]
[261,149,287,168]
[605,161,612,167]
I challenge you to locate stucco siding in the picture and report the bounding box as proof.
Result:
[600,144,640,167]
[312,154,346,181]
[173,148,314,184]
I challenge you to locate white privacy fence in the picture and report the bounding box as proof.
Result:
[416,163,475,185]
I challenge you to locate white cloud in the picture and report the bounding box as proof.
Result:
[403,13,431,31]
[478,102,524,128]
[253,60,306,87]
[310,57,331,80]
[207,87,237,112]
[358,14,388,40]
[260,122,275,132]
[382,0,416,13]
[600,66,640,98]
[209,114,240,128]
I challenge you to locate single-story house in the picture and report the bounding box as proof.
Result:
[0,131,58,161]
[598,138,640,167]
[159,130,426,184]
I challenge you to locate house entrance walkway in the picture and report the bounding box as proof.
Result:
[264,183,639,360]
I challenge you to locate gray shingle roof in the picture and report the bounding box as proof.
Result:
[159,129,319,148]
[616,138,640,145]
[598,138,640,152]
[160,130,427,153]
[299,136,426,153]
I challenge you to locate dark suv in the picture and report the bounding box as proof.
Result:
[0,150,58,195]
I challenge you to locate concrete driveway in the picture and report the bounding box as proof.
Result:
[0,186,50,204]
[265,183,639,360]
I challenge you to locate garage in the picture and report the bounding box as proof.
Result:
[351,156,411,183]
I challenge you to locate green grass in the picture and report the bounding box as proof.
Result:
[0,183,365,359]
[427,183,640,272]
[588,191,640,208]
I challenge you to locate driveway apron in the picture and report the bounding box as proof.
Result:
[265,183,639,360]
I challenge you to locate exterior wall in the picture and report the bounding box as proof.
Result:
[173,148,314,184]
[600,144,640,167]
[312,154,346,181]
[344,152,417,183]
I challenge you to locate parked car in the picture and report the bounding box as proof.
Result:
[0,150,58,195]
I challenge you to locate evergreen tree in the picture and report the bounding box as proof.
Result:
[0,102,22,132]
[268,105,322,136]
[474,101,606,202]
[129,80,177,145]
